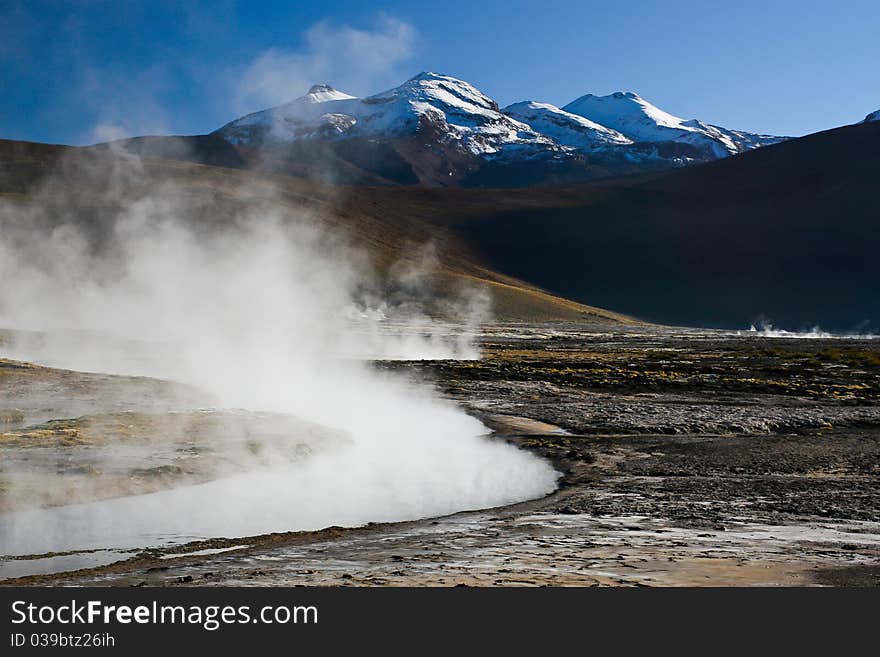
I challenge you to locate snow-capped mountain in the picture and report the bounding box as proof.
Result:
[864,110,880,123]
[205,72,790,186]
[220,73,560,159]
[563,91,785,159]
[221,84,359,142]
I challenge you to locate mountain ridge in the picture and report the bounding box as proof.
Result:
[104,71,805,187]
[563,91,786,158]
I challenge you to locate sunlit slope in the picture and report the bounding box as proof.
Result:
[0,138,634,324]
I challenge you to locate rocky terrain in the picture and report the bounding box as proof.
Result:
[3,324,877,587]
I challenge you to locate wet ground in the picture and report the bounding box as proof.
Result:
[1,324,879,586]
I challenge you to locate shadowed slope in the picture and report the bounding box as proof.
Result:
[393,121,880,330]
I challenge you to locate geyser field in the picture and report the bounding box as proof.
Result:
[0,151,558,577]
[2,325,878,586]
[0,144,878,587]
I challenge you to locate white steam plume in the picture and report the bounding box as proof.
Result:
[235,17,417,111]
[0,154,557,557]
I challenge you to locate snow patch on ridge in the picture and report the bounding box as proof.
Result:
[503,101,632,149]
[563,91,783,157]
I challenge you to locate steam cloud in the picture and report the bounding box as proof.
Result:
[0,147,557,557]
[21,11,420,144]
[744,321,877,340]
[236,17,417,112]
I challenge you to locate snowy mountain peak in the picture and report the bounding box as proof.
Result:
[382,72,502,114]
[407,71,443,81]
[563,91,783,158]
[347,72,555,156]
[406,71,477,88]
[304,84,357,103]
[864,110,880,123]
[564,91,691,137]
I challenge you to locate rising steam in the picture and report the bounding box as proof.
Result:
[743,321,877,340]
[0,150,557,557]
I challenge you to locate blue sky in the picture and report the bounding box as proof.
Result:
[2,0,878,145]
